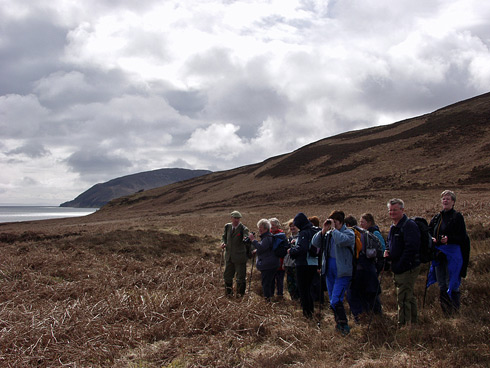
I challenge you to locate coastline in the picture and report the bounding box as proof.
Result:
[0,206,98,223]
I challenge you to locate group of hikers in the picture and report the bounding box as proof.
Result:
[220,190,470,334]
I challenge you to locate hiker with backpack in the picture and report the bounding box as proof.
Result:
[385,198,421,327]
[284,219,300,301]
[270,218,286,301]
[344,215,383,323]
[248,219,280,302]
[427,190,469,316]
[360,213,386,255]
[220,210,251,297]
[315,210,355,335]
[360,213,386,314]
[288,212,319,319]
[309,216,324,306]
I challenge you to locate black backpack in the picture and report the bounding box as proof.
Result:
[271,232,289,258]
[402,217,435,263]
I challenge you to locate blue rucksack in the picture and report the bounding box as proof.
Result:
[271,232,289,258]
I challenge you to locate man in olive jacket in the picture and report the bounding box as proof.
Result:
[221,210,250,296]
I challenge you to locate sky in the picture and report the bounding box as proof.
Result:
[1,0,489,205]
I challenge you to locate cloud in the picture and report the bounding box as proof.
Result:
[1,0,490,204]
[186,123,246,158]
[64,148,133,182]
[5,142,50,158]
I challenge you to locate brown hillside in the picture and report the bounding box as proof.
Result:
[92,91,490,225]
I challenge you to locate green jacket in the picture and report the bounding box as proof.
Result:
[222,222,250,264]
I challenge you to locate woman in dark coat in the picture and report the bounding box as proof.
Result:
[249,219,280,301]
[428,190,469,315]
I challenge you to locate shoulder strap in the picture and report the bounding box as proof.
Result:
[434,213,443,239]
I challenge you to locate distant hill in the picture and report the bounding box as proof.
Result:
[60,168,212,208]
[97,92,490,218]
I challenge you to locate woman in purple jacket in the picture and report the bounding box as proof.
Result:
[249,219,280,301]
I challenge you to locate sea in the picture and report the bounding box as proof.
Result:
[0,206,98,223]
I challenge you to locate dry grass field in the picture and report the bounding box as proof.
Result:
[1,93,489,367]
[1,192,489,367]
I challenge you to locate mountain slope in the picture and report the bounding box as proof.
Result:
[60,168,212,208]
[99,92,490,218]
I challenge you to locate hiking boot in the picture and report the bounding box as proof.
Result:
[225,282,233,297]
[451,291,461,313]
[439,289,452,316]
[335,323,350,336]
[236,282,246,297]
[334,302,348,325]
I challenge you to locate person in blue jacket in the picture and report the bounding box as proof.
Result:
[315,210,355,335]
[385,198,421,327]
[287,212,318,319]
[249,219,280,301]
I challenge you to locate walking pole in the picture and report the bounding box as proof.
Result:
[422,263,431,309]
[317,270,323,328]
[248,253,255,295]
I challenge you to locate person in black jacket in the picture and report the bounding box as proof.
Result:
[428,190,468,315]
[287,212,318,319]
[385,198,421,327]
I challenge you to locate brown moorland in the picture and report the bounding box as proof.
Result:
[1,92,489,367]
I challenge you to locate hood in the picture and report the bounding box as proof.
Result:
[293,212,311,231]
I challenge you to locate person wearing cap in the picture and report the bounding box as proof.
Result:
[221,210,250,297]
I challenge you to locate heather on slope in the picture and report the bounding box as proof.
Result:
[1,221,489,367]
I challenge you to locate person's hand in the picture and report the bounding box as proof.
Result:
[322,219,332,234]
[221,243,227,249]
[440,235,448,244]
[248,233,255,242]
[384,250,390,258]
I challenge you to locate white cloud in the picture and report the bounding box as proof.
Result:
[186,123,246,159]
[1,0,490,204]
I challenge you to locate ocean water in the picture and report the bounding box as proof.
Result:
[0,206,98,223]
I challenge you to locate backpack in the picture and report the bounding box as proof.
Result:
[351,226,383,261]
[307,226,322,257]
[271,232,289,258]
[402,217,435,263]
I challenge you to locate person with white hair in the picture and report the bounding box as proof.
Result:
[249,219,280,301]
[428,190,469,316]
